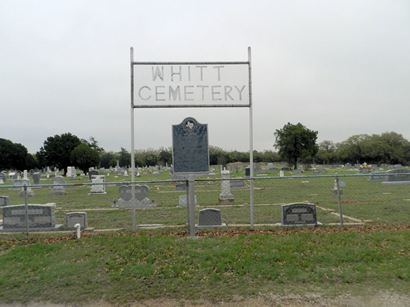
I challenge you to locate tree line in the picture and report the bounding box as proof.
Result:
[2,124,410,172]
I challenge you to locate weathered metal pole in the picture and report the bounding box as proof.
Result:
[336,176,344,226]
[248,46,254,227]
[24,184,29,236]
[187,177,196,236]
[130,47,137,231]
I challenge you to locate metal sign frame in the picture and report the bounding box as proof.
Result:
[130,47,255,231]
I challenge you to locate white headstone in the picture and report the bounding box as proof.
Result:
[279,170,284,177]
[219,169,234,204]
[89,175,106,194]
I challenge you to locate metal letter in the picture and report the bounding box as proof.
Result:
[213,65,224,81]
[171,66,182,81]
[152,66,164,81]
[138,86,151,100]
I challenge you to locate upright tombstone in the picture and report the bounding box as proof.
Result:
[219,169,234,204]
[52,176,66,195]
[0,172,6,184]
[0,196,9,206]
[66,166,73,178]
[19,179,34,197]
[281,203,317,226]
[197,208,225,227]
[88,169,98,180]
[32,172,41,188]
[230,179,245,189]
[113,184,155,208]
[89,175,106,194]
[1,203,60,231]
[65,212,88,229]
[178,194,197,208]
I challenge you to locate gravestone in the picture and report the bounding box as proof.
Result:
[18,179,34,197]
[197,208,224,227]
[66,166,77,178]
[245,167,250,177]
[0,173,5,184]
[382,169,410,184]
[178,194,197,208]
[279,170,284,177]
[32,172,41,188]
[219,169,234,204]
[1,203,60,231]
[88,169,99,180]
[113,185,155,208]
[89,175,106,194]
[281,203,317,226]
[13,179,24,188]
[230,179,245,189]
[172,117,209,174]
[176,182,186,191]
[65,212,88,229]
[52,176,66,195]
[0,196,9,206]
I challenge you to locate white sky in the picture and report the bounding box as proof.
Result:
[1,0,409,153]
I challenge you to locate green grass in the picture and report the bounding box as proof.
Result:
[0,228,409,303]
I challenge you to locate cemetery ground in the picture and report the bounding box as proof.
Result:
[1,166,410,304]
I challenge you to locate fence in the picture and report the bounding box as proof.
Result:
[0,172,409,236]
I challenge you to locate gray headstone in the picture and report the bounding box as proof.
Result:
[0,172,6,184]
[88,169,99,180]
[281,203,317,226]
[32,172,41,186]
[230,180,245,188]
[175,182,186,191]
[2,203,57,230]
[172,117,209,173]
[52,176,66,195]
[65,212,88,229]
[385,169,410,182]
[0,196,9,206]
[178,194,197,208]
[198,208,222,226]
[245,167,250,177]
[114,185,154,208]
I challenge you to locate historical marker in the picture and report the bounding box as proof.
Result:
[172,117,209,174]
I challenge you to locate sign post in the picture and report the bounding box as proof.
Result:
[130,48,254,231]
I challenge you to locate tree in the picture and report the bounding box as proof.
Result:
[70,143,100,173]
[158,148,172,166]
[316,140,337,164]
[100,151,117,168]
[118,148,131,167]
[274,123,318,169]
[0,138,29,170]
[38,133,81,173]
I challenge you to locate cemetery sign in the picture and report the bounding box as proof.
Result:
[132,61,250,108]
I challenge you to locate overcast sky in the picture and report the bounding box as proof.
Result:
[1,0,409,153]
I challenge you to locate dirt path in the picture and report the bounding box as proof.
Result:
[3,292,410,306]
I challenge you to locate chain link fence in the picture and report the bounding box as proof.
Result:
[0,171,409,235]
